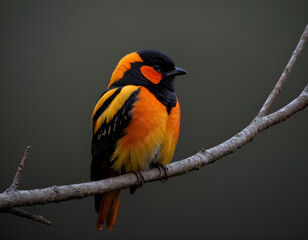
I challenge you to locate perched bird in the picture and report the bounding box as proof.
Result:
[91,49,187,230]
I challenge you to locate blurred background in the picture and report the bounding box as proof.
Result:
[0,0,307,239]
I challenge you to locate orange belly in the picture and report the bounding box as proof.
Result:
[111,87,180,172]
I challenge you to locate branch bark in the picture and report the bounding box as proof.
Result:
[1,208,51,225]
[2,146,51,225]
[0,24,308,223]
[258,24,308,117]
[7,146,31,192]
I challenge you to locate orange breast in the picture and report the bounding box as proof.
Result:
[160,100,180,165]
[111,87,171,172]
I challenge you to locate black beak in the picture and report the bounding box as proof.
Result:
[164,67,188,77]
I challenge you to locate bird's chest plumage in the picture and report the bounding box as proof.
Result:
[111,86,174,172]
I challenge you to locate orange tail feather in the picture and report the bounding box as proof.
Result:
[97,190,121,231]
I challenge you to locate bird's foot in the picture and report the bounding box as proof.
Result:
[156,163,169,183]
[130,171,145,194]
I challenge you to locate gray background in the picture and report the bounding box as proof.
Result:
[0,0,307,239]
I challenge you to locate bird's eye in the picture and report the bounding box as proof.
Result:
[153,65,161,73]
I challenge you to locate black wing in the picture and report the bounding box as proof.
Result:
[91,87,140,212]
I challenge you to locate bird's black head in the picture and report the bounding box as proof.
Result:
[108,49,187,92]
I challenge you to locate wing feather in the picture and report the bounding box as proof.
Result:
[91,86,141,178]
[91,86,140,212]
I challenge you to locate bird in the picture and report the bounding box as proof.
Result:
[90,49,187,231]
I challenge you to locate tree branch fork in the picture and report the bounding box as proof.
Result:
[1,24,308,225]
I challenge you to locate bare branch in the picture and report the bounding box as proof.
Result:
[258,24,308,117]
[7,146,31,192]
[1,207,51,225]
[0,85,307,209]
[2,146,51,225]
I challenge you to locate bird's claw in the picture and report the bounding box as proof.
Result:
[130,171,145,194]
[157,163,169,183]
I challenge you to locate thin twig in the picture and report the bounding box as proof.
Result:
[2,146,51,225]
[1,207,51,225]
[7,146,31,192]
[258,24,308,117]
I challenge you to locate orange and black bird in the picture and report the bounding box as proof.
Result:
[90,49,187,230]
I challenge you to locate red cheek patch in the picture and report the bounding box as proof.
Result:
[140,65,162,84]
